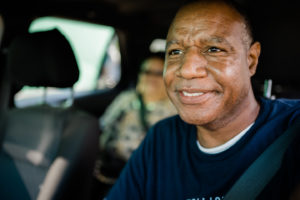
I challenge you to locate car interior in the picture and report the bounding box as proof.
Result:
[0,0,299,199]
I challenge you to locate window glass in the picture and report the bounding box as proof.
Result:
[15,16,121,107]
[97,35,121,89]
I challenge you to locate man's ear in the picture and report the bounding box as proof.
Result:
[247,41,261,76]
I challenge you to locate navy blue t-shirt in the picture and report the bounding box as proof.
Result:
[105,98,300,200]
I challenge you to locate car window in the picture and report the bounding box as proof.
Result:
[14,16,121,107]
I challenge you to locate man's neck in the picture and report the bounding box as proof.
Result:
[196,96,260,148]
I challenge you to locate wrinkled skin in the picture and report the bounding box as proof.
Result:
[164,1,261,147]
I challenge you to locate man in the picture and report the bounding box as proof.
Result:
[104,0,300,199]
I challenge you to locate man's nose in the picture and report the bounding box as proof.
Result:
[177,48,208,79]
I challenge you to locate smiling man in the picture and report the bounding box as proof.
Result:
[164,1,260,148]
[105,0,300,199]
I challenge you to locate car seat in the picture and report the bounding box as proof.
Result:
[0,29,99,200]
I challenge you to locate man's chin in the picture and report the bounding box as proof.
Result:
[178,112,213,126]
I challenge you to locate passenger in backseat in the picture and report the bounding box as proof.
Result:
[94,52,177,184]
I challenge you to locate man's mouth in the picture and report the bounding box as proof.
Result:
[182,91,204,97]
[178,89,215,105]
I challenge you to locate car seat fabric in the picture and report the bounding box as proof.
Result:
[2,106,71,199]
[0,29,99,200]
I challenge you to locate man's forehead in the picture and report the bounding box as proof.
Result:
[171,18,233,34]
[166,2,247,45]
[170,1,243,30]
[167,17,239,41]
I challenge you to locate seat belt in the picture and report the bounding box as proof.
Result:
[224,119,300,200]
[137,92,149,132]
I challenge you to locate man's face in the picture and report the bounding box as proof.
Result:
[164,3,259,128]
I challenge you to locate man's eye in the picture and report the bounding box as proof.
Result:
[168,49,182,56]
[207,47,222,53]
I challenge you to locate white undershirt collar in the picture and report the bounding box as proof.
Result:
[196,123,254,154]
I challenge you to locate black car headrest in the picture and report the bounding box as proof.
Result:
[6,29,79,88]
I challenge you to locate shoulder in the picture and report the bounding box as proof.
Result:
[271,98,300,107]
[261,97,300,109]
[259,97,300,119]
[256,97,300,132]
[100,89,137,126]
[114,89,137,102]
[102,89,137,111]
